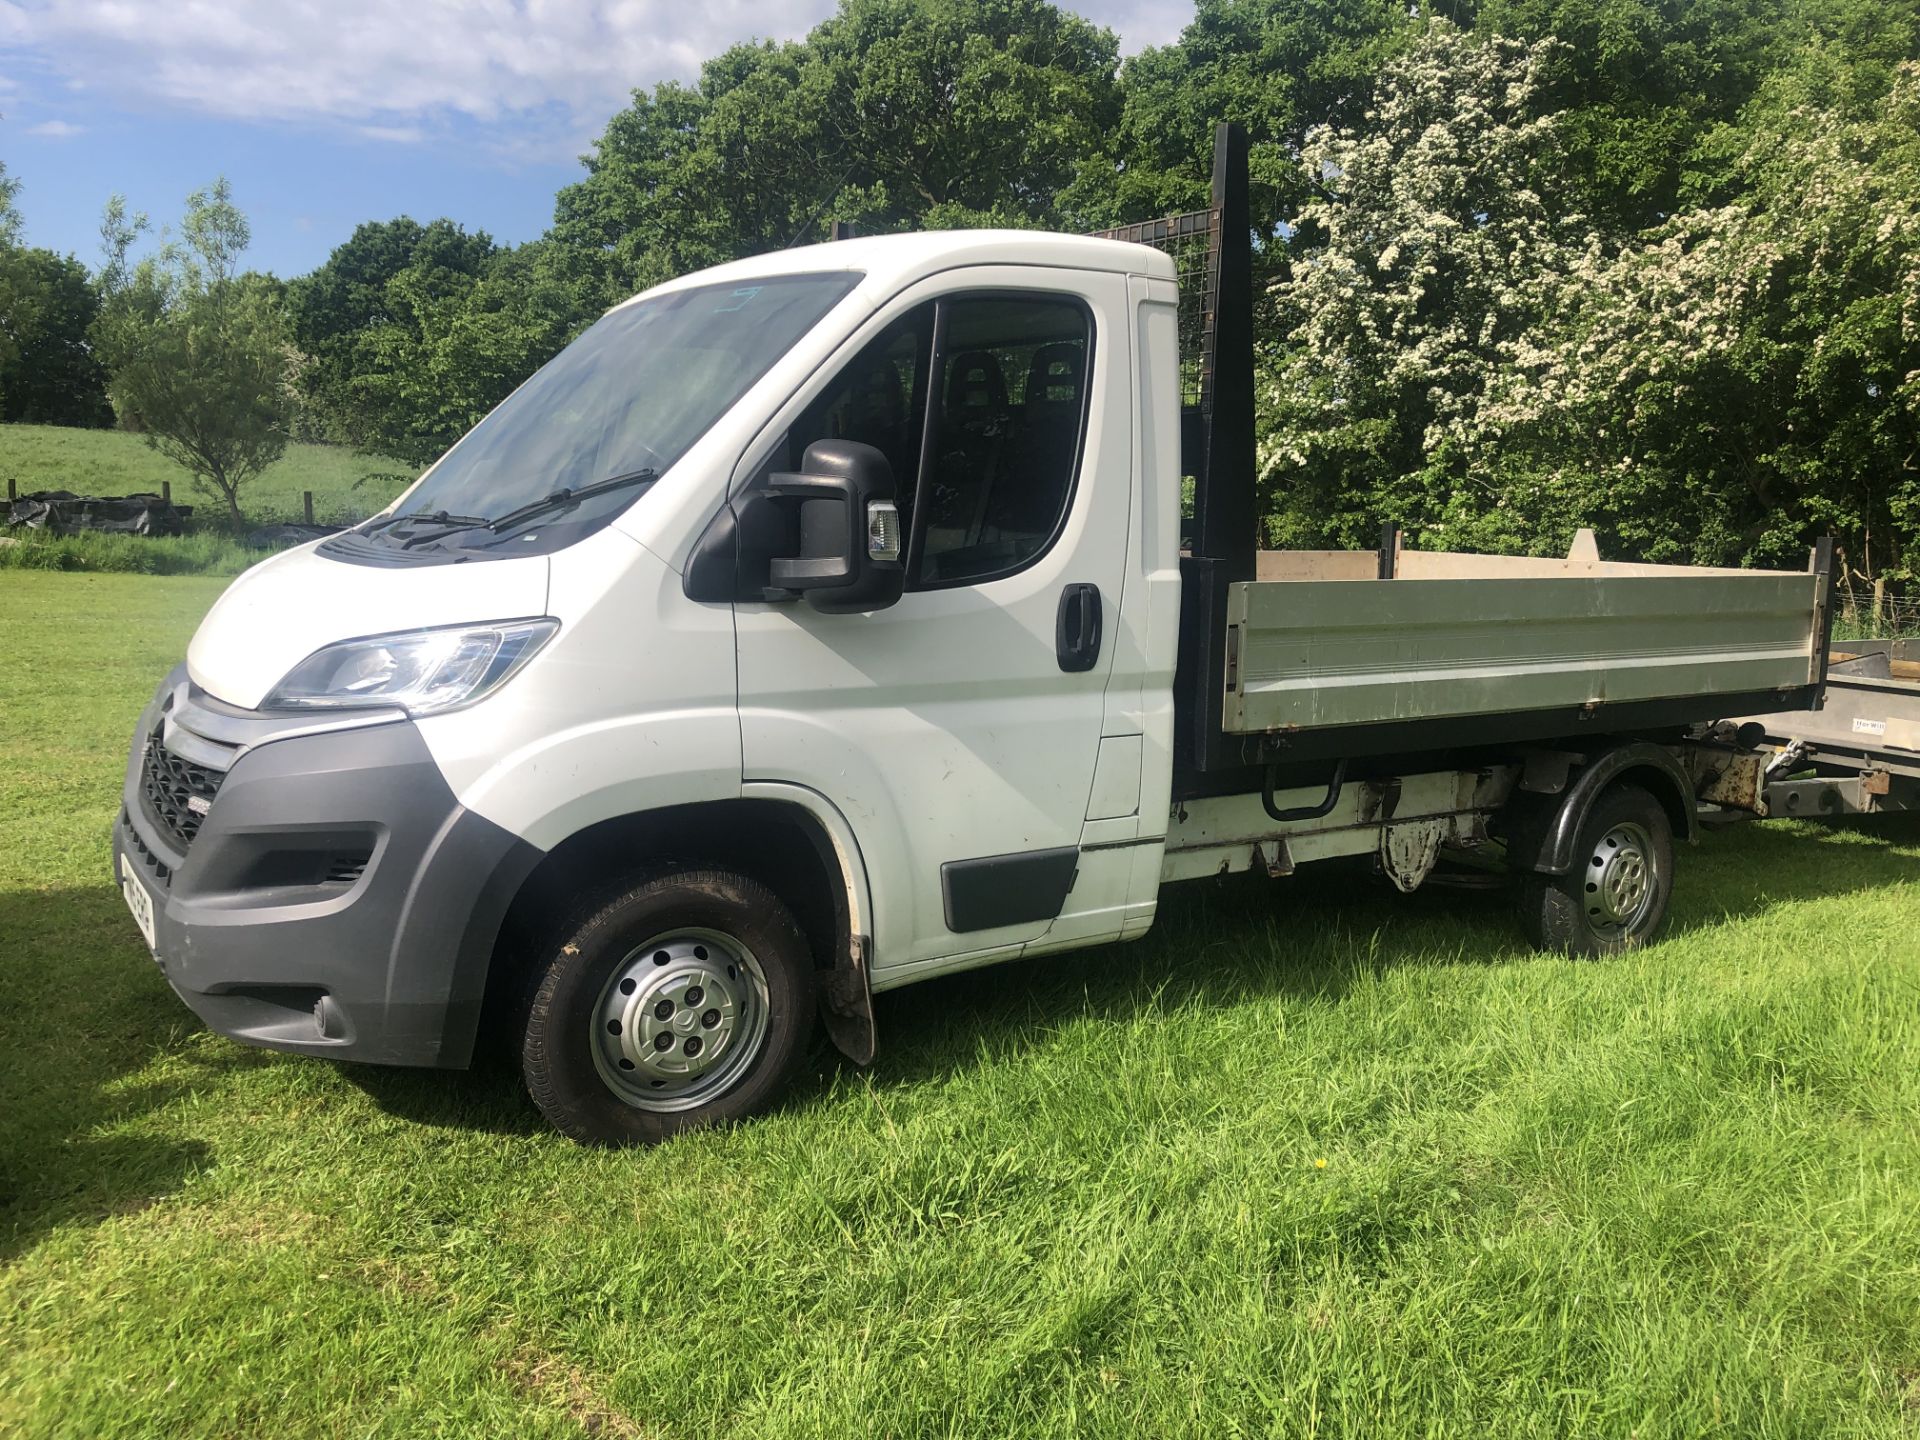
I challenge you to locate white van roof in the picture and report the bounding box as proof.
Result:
[612,229,1178,313]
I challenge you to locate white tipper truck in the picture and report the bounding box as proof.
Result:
[115,127,1834,1144]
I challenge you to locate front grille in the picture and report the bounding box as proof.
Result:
[141,731,224,851]
[122,807,173,888]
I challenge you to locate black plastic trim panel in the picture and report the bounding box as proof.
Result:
[941,846,1079,933]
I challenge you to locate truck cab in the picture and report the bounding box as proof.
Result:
[117,233,1189,1143]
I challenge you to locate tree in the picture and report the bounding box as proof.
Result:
[0,161,20,247]
[339,239,581,466]
[1448,0,1794,230]
[286,216,501,448]
[1085,0,1414,232]
[1257,23,1595,551]
[551,0,1122,306]
[0,247,114,426]
[0,164,27,407]
[1486,53,1920,584]
[95,180,294,529]
[96,194,149,298]
[0,162,114,426]
[1454,0,1920,230]
[288,222,582,466]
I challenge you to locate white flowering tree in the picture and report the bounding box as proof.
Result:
[1257,22,1596,551]
[1494,56,1920,588]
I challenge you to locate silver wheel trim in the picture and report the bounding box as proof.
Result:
[1581,820,1658,941]
[589,927,772,1114]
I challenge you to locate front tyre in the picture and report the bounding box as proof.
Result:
[521,869,815,1145]
[1518,783,1674,957]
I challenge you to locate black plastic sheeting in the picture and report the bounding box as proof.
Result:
[5,492,348,547]
[7,490,194,536]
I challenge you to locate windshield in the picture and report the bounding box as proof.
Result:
[357,270,863,557]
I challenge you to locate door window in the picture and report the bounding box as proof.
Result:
[775,291,1092,590]
[785,309,933,503]
[914,296,1092,587]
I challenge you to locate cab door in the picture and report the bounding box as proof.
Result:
[732,268,1133,978]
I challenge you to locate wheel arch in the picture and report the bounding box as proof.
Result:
[478,791,877,1065]
[1505,741,1698,876]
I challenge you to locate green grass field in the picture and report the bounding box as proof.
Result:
[0,422,414,526]
[3,570,1918,1438]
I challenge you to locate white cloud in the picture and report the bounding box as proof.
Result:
[24,117,85,137]
[356,123,430,145]
[1084,0,1189,50]
[0,0,813,131]
[0,0,1191,152]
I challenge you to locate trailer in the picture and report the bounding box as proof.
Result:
[115,123,1833,1145]
[1707,640,1920,820]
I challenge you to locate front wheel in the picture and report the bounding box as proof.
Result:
[1518,783,1674,957]
[521,869,815,1145]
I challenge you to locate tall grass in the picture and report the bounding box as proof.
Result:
[1834,599,1920,641]
[0,529,265,576]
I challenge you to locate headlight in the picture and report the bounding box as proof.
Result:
[263,618,559,716]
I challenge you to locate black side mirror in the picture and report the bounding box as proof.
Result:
[681,440,907,612]
[761,441,905,613]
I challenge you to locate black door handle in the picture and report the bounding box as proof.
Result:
[1056,583,1103,672]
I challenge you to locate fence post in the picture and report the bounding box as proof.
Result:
[303,490,315,525]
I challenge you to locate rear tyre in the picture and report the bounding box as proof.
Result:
[1518,784,1673,957]
[521,868,815,1145]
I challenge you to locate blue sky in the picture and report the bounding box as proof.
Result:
[0,0,1191,280]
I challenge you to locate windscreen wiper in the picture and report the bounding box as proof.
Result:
[483,468,660,538]
[358,471,660,553]
[383,510,498,551]
[359,508,488,537]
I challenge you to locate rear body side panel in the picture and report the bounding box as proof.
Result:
[1226,572,1825,736]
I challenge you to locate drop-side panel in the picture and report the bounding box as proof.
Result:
[1223,573,1823,735]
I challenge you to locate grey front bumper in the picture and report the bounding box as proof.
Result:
[113,668,542,1068]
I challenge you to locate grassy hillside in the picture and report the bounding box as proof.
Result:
[0,423,416,526]
[3,570,1918,1438]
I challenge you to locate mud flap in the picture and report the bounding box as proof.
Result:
[821,932,876,1067]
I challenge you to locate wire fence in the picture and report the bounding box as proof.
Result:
[1834,581,1920,639]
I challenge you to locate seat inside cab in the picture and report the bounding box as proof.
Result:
[783,294,1093,586]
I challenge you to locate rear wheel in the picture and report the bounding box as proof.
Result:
[1518,783,1673,957]
[521,868,815,1145]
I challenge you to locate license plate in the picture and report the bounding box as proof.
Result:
[120,855,158,952]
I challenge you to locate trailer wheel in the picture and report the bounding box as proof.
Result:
[1518,784,1673,957]
[520,869,815,1145]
